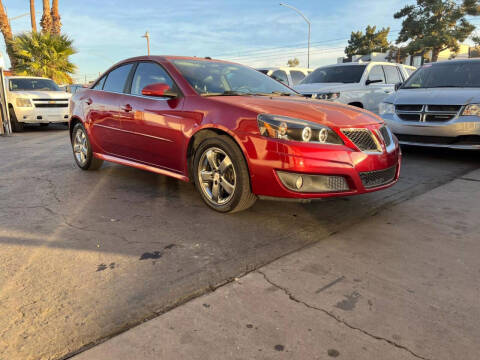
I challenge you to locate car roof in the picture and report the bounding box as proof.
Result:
[318,61,403,69]
[427,58,480,65]
[118,55,238,65]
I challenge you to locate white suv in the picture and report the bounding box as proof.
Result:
[257,67,313,87]
[294,62,415,114]
[6,76,71,132]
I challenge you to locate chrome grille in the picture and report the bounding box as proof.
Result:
[32,98,69,108]
[360,166,397,189]
[341,129,381,152]
[395,104,462,123]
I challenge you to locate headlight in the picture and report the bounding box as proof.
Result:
[16,98,32,107]
[313,92,340,100]
[462,104,480,117]
[257,114,343,145]
[379,102,395,115]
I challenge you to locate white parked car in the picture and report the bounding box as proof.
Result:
[257,67,313,87]
[294,62,415,114]
[6,76,71,132]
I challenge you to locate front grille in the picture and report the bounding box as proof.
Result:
[397,134,480,146]
[360,166,397,189]
[34,103,68,108]
[395,104,461,123]
[396,104,423,112]
[379,126,391,147]
[398,113,421,121]
[341,129,380,152]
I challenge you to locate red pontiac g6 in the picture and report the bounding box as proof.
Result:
[70,56,401,213]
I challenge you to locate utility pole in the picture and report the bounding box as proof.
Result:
[142,31,150,56]
[280,3,311,68]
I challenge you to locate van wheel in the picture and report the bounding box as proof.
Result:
[9,108,24,132]
[193,135,256,213]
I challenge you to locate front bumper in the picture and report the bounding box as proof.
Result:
[14,106,70,124]
[383,113,480,149]
[242,134,401,199]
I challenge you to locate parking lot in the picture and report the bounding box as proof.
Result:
[0,125,479,359]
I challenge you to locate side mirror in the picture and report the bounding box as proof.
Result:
[366,79,383,85]
[395,82,403,91]
[142,83,178,98]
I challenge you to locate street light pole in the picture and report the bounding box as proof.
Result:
[279,3,311,68]
[142,31,150,56]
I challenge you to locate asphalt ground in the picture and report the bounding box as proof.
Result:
[1,124,479,359]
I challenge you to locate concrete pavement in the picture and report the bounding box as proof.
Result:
[74,169,480,360]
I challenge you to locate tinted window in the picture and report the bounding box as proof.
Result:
[9,78,60,91]
[258,69,269,74]
[403,62,480,89]
[271,70,288,85]
[301,65,366,84]
[368,65,385,83]
[405,68,415,76]
[131,62,174,96]
[92,76,106,90]
[290,70,305,85]
[103,63,134,93]
[383,66,401,84]
[172,60,296,96]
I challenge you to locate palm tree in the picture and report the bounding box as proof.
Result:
[12,32,76,84]
[30,0,37,33]
[0,0,16,70]
[40,0,52,33]
[51,0,61,35]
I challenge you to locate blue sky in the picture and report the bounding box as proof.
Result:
[1,0,478,83]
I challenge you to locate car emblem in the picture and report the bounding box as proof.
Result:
[49,100,56,104]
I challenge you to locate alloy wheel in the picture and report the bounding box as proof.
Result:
[198,147,236,205]
[73,127,88,166]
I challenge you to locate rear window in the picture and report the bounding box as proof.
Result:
[302,65,366,84]
[290,70,306,85]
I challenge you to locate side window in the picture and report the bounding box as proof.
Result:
[396,67,405,81]
[92,75,106,90]
[103,63,134,93]
[131,62,174,96]
[383,66,402,84]
[290,70,306,85]
[271,70,288,85]
[368,65,385,83]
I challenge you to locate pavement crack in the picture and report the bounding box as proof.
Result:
[257,270,430,360]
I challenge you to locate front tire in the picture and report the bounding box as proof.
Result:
[193,135,256,213]
[9,107,24,132]
[71,123,104,170]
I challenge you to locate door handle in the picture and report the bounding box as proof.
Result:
[121,104,133,112]
[85,98,93,105]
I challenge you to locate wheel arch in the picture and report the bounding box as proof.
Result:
[69,116,83,141]
[186,126,252,185]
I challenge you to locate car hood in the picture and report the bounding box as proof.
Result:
[294,82,360,94]
[9,91,71,99]
[210,95,381,127]
[390,88,480,105]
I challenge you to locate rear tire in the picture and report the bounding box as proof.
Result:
[9,107,24,132]
[193,135,256,213]
[71,123,104,170]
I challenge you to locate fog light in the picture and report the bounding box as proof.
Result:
[295,176,303,189]
[277,171,349,193]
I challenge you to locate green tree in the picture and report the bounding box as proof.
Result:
[472,35,480,46]
[345,25,390,58]
[394,0,480,62]
[287,58,300,67]
[12,32,76,84]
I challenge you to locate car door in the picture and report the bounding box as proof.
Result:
[119,61,186,173]
[364,65,389,113]
[87,63,135,156]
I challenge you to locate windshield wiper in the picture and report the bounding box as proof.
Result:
[202,90,254,97]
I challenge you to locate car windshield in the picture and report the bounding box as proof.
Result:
[9,78,60,91]
[403,62,480,89]
[301,65,367,84]
[171,60,297,96]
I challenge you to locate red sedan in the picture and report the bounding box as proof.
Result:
[70,56,401,213]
